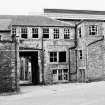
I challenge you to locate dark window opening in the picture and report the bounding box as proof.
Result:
[59,51,66,62]
[53,69,57,74]
[58,69,62,80]
[21,27,28,39]
[63,69,68,80]
[21,34,27,38]
[78,27,81,38]
[43,28,49,38]
[79,50,82,59]
[32,28,38,38]
[0,35,1,40]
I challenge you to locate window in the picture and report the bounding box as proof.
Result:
[89,25,97,35]
[43,28,49,38]
[79,69,85,82]
[12,27,16,40]
[21,27,28,38]
[0,35,1,40]
[53,28,59,39]
[63,69,68,80]
[64,28,70,39]
[50,52,57,62]
[58,69,62,80]
[59,51,66,62]
[12,27,16,36]
[53,69,57,74]
[50,51,66,63]
[52,69,69,82]
[32,28,38,38]
[78,27,81,38]
[79,50,82,59]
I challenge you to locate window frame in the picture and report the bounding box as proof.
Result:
[53,28,59,39]
[64,28,70,39]
[12,27,16,36]
[89,25,97,35]
[52,69,69,82]
[43,28,49,38]
[12,27,16,40]
[49,51,67,63]
[49,52,57,62]
[32,28,38,38]
[21,27,28,39]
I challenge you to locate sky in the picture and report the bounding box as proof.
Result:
[0,0,105,15]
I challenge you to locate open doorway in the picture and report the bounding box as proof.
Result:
[19,51,39,85]
[79,69,85,82]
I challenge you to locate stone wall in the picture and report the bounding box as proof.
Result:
[15,26,76,84]
[87,41,104,81]
[43,27,76,84]
[0,41,17,92]
[76,21,105,82]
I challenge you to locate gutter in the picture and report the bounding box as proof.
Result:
[69,20,84,81]
[87,36,104,46]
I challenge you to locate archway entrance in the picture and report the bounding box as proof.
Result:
[19,51,39,85]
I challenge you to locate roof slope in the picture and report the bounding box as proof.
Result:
[44,9,105,15]
[0,15,71,30]
[0,19,12,31]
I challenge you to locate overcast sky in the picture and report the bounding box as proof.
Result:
[0,0,105,15]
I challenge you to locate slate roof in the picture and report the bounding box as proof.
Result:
[0,15,71,31]
[44,9,105,15]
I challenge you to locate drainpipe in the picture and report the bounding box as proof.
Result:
[69,47,76,81]
[41,33,45,85]
[75,25,78,81]
[15,35,18,92]
[15,35,20,92]
[68,25,77,81]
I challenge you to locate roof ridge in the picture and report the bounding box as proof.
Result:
[44,8,105,15]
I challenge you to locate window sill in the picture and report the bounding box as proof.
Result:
[48,62,68,65]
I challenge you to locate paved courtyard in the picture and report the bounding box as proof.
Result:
[0,81,105,105]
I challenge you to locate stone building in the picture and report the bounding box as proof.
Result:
[44,9,105,82]
[1,9,105,92]
[0,15,76,92]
